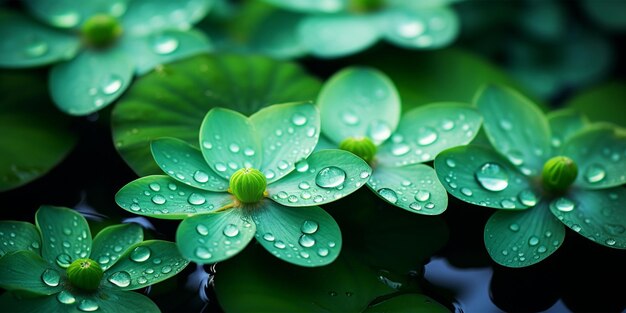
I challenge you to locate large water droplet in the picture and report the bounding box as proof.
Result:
[378,188,398,204]
[56,253,72,268]
[130,246,151,262]
[153,34,179,54]
[102,74,123,95]
[151,195,166,205]
[291,113,307,126]
[460,187,473,197]
[298,235,316,247]
[528,236,539,246]
[553,197,575,212]
[274,241,286,249]
[193,170,209,183]
[368,120,392,143]
[196,224,209,236]
[585,164,606,183]
[391,143,410,156]
[41,268,60,287]
[149,182,161,192]
[500,199,516,209]
[78,299,99,312]
[301,221,319,234]
[475,163,509,191]
[518,189,538,206]
[188,193,206,205]
[215,163,227,172]
[416,127,438,146]
[56,290,76,304]
[414,190,430,202]
[108,271,131,287]
[317,247,329,257]
[295,159,309,172]
[223,224,239,237]
[195,247,212,259]
[315,167,346,188]
[262,233,275,242]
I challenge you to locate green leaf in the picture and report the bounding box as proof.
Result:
[484,202,565,268]
[115,175,233,219]
[112,54,321,176]
[550,187,626,249]
[434,146,538,210]
[199,108,262,179]
[376,103,482,166]
[562,124,626,189]
[0,221,41,257]
[251,199,342,267]
[104,240,189,290]
[547,109,589,151]
[250,10,307,59]
[50,49,134,115]
[565,82,626,127]
[176,209,256,264]
[0,10,80,68]
[319,67,401,145]
[0,250,62,295]
[363,293,450,313]
[35,206,92,270]
[580,0,626,31]
[475,85,551,176]
[251,102,320,183]
[90,224,143,271]
[215,245,394,313]
[381,7,459,50]
[263,0,346,13]
[299,14,380,58]
[121,0,211,36]
[151,138,228,191]
[267,150,371,207]
[23,0,127,29]
[367,164,448,215]
[93,289,160,313]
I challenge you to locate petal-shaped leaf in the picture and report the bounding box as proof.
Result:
[434,146,538,210]
[0,10,80,68]
[363,293,449,313]
[121,0,211,36]
[547,109,589,151]
[199,108,262,179]
[92,288,160,313]
[376,103,482,166]
[267,150,371,207]
[176,209,256,264]
[0,221,41,257]
[319,67,401,145]
[251,200,342,267]
[263,0,346,13]
[475,85,551,176]
[104,240,189,290]
[50,49,134,116]
[565,81,626,127]
[115,175,233,219]
[120,30,212,75]
[0,250,62,295]
[90,224,143,271]
[250,102,319,183]
[484,202,565,268]
[367,164,448,215]
[381,7,459,50]
[562,124,626,189]
[24,0,127,28]
[151,138,228,191]
[250,10,307,59]
[112,54,321,176]
[35,206,92,269]
[298,14,380,58]
[550,187,626,249]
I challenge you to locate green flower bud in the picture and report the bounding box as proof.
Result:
[349,0,384,12]
[229,168,267,204]
[81,14,123,48]
[66,258,103,291]
[339,137,377,164]
[542,156,578,192]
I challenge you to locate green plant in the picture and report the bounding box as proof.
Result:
[116,102,372,267]
[0,206,187,312]
[434,84,626,267]
[318,66,482,215]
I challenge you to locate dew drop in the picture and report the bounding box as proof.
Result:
[509,223,520,232]
[553,197,575,212]
[291,113,307,126]
[24,39,49,57]
[193,170,209,183]
[605,239,616,246]
[397,19,425,38]
[243,148,255,156]
[301,220,319,234]
[409,202,422,210]
[341,111,359,125]
[187,193,206,205]
[195,247,212,259]
[367,120,392,143]
[161,266,172,274]
[475,163,509,191]
[288,195,298,203]
[315,167,346,188]
[499,120,512,130]
[416,127,438,146]
[414,190,430,202]
[149,183,161,192]
[101,74,123,95]
[108,271,131,287]
[196,224,209,236]
[501,199,516,209]
[56,253,72,268]
[585,164,606,183]
[262,233,275,242]
[274,241,286,249]
[298,235,316,247]
[378,188,398,204]
[41,268,61,287]
[460,187,473,197]
[153,34,179,54]
[215,163,227,172]
[528,236,539,246]
[391,143,410,156]
[56,290,76,304]
[130,246,151,262]
[518,189,538,206]
[151,195,166,205]
[317,247,329,257]
[537,246,547,253]
[446,159,456,168]
[295,160,309,172]
[223,224,239,237]
[78,299,99,312]
[359,171,370,179]
[228,143,240,153]
[298,182,310,190]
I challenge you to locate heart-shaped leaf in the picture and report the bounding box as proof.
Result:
[90,223,143,271]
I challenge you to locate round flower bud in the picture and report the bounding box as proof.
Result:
[229,168,267,204]
[542,156,578,192]
[66,258,103,291]
[339,137,377,164]
[81,14,123,47]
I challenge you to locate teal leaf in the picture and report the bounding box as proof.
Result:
[315,134,339,151]
[50,49,134,115]
[381,7,459,50]
[251,199,342,267]
[376,103,482,166]
[363,293,449,313]
[267,150,371,207]
[298,14,379,58]
[35,206,92,270]
[251,102,319,183]
[0,250,62,295]
[103,240,189,290]
[151,138,228,191]
[90,224,143,271]
[0,10,80,68]
[250,11,307,59]
[0,221,41,257]
[112,54,321,176]
[475,84,551,176]
[547,109,589,151]
[565,82,626,127]
[23,0,127,28]
[199,108,262,179]
[263,0,346,13]
[562,124,626,189]
[434,146,538,210]
[121,0,211,36]
[176,209,256,264]
[484,202,565,268]
[115,175,233,219]
[367,164,448,215]
[550,187,626,249]
[120,29,212,75]
[319,67,401,145]
[91,289,160,313]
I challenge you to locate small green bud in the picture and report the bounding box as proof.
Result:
[229,168,267,204]
[66,258,103,291]
[542,156,578,192]
[349,0,384,12]
[81,14,123,47]
[339,137,377,164]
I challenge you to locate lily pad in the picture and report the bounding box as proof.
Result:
[112,53,322,176]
